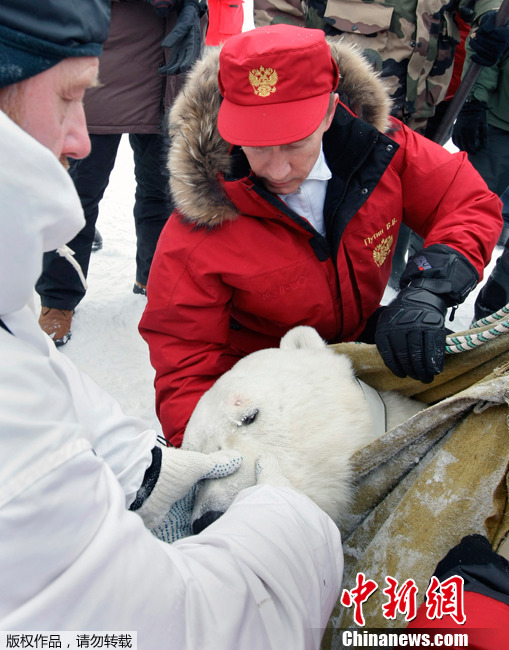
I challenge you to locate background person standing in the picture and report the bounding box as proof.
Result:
[36,0,205,345]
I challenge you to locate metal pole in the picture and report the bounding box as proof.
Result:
[432,0,509,145]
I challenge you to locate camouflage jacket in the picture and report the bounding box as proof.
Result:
[254,0,501,131]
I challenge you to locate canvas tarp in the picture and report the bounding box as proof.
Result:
[322,325,509,643]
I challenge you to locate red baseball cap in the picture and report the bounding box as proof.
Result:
[217,25,340,147]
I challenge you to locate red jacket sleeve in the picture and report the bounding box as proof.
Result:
[139,215,240,445]
[408,591,509,649]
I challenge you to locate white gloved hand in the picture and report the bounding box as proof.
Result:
[131,446,242,538]
[150,488,197,543]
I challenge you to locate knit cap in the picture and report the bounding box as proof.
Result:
[0,0,111,88]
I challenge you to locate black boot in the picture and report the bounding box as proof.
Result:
[92,228,103,252]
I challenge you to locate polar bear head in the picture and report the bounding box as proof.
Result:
[182,326,381,532]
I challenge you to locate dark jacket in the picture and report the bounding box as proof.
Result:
[84,1,184,134]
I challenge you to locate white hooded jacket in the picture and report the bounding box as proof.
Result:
[0,111,343,648]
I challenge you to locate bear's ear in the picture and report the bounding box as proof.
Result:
[280,326,326,351]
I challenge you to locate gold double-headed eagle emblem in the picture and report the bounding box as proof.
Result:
[373,236,393,267]
[249,66,278,97]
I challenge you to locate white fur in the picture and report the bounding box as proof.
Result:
[183,326,423,528]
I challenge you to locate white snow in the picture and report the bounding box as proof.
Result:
[51,135,503,436]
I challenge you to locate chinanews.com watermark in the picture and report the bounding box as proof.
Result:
[341,630,468,647]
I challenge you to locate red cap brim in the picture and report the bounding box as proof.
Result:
[217,92,332,147]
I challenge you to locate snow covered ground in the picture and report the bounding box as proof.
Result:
[53,135,503,436]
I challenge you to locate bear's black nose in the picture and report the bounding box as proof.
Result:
[192,510,225,534]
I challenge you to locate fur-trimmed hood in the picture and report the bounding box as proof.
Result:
[167,38,393,227]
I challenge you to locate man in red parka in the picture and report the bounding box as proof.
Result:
[139,25,503,446]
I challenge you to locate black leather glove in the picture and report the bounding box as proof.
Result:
[433,535,509,586]
[432,535,509,608]
[376,245,478,383]
[452,98,488,154]
[146,0,181,15]
[470,10,509,68]
[159,0,202,76]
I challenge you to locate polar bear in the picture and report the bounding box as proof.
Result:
[182,326,424,533]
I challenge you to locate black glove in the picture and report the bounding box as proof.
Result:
[432,535,509,606]
[159,0,201,76]
[376,245,478,383]
[434,535,509,581]
[452,98,488,154]
[146,0,181,16]
[470,10,509,68]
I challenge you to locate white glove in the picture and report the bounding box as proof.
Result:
[150,488,198,543]
[131,446,242,539]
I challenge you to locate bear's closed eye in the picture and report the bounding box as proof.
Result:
[239,409,259,426]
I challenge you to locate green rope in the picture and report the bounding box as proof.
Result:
[445,303,509,354]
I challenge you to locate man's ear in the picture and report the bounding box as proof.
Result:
[325,93,339,131]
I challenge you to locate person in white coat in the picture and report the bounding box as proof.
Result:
[0,2,343,647]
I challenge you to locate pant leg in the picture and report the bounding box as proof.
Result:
[467,125,509,247]
[467,125,509,197]
[501,187,509,217]
[129,133,173,286]
[498,186,509,247]
[388,223,412,290]
[474,240,509,321]
[389,225,425,291]
[36,134,121,310]
[469,128,509,319]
